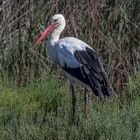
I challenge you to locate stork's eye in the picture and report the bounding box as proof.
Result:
[54,19,58,22]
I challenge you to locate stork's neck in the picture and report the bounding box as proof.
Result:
[48,30,61,46]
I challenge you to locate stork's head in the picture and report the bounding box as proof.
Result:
[50,14,66,32]
[34,14,65,46]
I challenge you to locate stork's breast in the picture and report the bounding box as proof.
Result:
[47,46,58,63]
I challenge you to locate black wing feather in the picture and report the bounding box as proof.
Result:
[63,47,110,97]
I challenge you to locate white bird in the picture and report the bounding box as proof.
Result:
[34,14,110,121]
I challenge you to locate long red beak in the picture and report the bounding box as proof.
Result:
[34,24,56,47]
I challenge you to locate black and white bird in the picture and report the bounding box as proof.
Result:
[34,14,110,120]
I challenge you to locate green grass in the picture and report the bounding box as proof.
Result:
[0,72,140,140]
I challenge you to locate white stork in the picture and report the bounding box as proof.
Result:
[34,14,110,120]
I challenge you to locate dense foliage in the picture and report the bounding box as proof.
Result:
[0,72,140,139]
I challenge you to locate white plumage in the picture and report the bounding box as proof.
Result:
[49,37,88,68]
